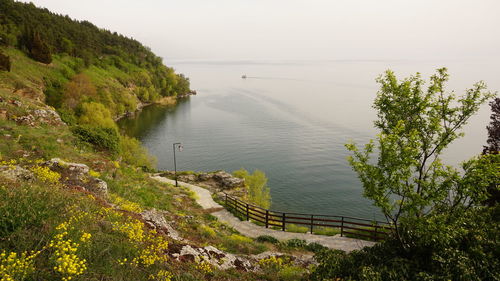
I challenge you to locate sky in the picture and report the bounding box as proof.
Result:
[18,0,500,62]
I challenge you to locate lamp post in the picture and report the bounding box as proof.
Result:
[172,142,183,187]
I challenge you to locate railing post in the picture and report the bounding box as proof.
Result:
[373,223,378,241]
[265,210,269,228]
[282,213,286,231]
[246,203,249,221]
[341,217,344,237]
[310,215,314,234]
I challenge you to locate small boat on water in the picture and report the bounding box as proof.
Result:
[241,75,247,79]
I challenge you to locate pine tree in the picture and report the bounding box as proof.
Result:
[484,98,500,155]
[28,31,52,64]
[483,97,500,206]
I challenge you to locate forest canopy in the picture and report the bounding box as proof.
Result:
[0,0,190,98]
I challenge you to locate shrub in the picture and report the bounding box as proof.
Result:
[0,51,10,71]
[62,74,97,110]
[199,225,216,238]
[278,265,307,281]
[72,125,120,153]
[311,206,500,281]
[119,135,156,169]
[78,102,116,130]
[283,239,307,249]
[232,168,271,209]
[256,235,279,244]
[56,108,77,126]
[286,224,308,233]
[305,242,327,253]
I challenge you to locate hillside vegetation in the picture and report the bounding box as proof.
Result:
[0,2,318,280]
[1,1,499,281]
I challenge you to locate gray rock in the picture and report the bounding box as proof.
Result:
[172,244,254,271]
[44,158,89,180]
[14,115,35,126]
[197,173,211,181]
[43,158,107,196]
[89,178,108,196]
[141,209,182,241]
[0,165,34,181]
[178,174,197,182]
[32,109,65,126]
[213,171,245,189]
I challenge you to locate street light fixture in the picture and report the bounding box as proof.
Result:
[173,142,183,187]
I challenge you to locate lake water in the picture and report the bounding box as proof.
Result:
[118,59,499,220]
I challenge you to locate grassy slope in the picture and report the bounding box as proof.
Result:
[0,50,313,281]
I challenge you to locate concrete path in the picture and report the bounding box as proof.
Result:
[152,176,375,252]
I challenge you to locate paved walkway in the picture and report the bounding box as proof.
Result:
[152,176,375,252]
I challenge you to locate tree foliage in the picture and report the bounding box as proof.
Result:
[0,0,190,97]
[119,135,157,169]
[233,168,271,209]
[62,74,97,110]
[312,204,500,281]
[0,51,10,71]
[26,30,52,64]
[484,97,500,155]
[78,102,116,130]
[483,97,500,206]
[345,68,496,245]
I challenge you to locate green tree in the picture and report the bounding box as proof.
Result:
[233,168,271,209]
[28,31,52,64]
[483,97,500,206]
[0,51,10,71]
[62,73,97,110]
[78,101,116,130]
[119,135,157,169]
[345,68,496,246]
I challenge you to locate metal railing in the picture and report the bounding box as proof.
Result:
[223,192,393,241]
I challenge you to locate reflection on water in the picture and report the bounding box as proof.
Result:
[117,59,498,220]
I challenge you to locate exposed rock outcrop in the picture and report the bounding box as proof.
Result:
[140,208,183,241]
[161,170,245,190]
[170,244,254,271]
[43,158,107,196]
[32,109,65,126]
[0,165,35,181]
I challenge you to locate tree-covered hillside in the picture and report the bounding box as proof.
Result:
[0,0,190,120]
[0,0,190,98]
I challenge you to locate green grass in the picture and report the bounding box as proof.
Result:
[285,223,309,233]
[313,226,341,236]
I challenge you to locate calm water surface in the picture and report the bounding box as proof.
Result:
[118,59,499,219]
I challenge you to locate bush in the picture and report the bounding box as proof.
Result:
[305,242,327,253]
[278,265,307,281]
[283,239,307,249]
[232,168,271,209]
[311,206,500,281]
[72,125,119,153]
[78,102,116,130]
[256,235,279,244]
[119,135,156,169]
[56,107,77,126]
[286,224,308,233]
[199,225,216,238]
[0,51,10,71]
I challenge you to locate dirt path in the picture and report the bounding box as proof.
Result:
[152,176,375,252]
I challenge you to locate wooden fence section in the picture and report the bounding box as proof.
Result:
[223,192,393,241]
